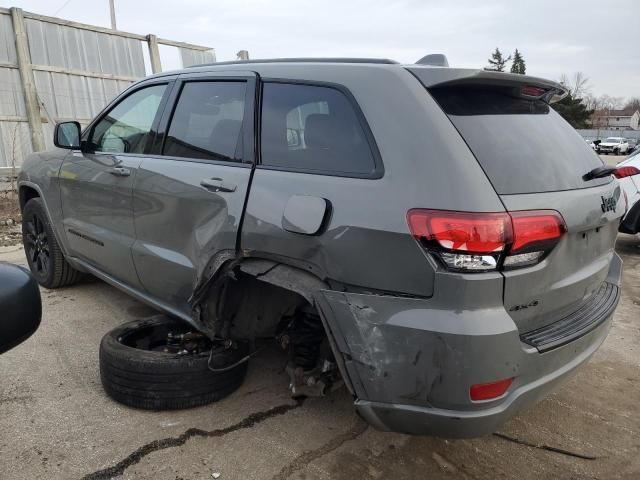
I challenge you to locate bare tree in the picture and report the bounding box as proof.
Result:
[597,94,625,111]
[623,97,640,111]
[559,72,590,98]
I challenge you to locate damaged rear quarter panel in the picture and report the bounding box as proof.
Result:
[315,278,522,411]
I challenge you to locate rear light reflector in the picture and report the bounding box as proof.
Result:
[407,209,566,272]
[470,377,513,401]
[614,166,640,178]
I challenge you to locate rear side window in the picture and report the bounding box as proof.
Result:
[164,81,246,162]
[428,86,607,194]
[261,83,378,176]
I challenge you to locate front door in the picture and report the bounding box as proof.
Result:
[59,81,173,287]
[131,72,256,314]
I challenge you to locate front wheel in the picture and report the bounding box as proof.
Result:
[22,198,80,288]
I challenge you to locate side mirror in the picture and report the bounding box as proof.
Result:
[54,121,81,149]
[0,263,42,355]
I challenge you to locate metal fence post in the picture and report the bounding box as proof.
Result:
[10,7,46,152]
[146,34,162,73]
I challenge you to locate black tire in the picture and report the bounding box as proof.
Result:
[22,198,81,288]
[99,316,248,410]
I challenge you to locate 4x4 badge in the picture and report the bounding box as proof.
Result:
[601,195,616,213]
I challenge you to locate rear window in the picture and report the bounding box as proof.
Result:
[429,86,608,194]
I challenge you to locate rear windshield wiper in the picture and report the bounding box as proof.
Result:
[583,166,616,181]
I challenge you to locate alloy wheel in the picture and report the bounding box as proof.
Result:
[24,214,50,277]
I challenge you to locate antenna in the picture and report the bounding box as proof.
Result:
[416,54,449,67]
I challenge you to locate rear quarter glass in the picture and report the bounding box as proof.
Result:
[427,86,610,195]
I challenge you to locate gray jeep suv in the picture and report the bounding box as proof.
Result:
[18,58,622,437]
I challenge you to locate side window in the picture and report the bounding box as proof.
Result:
[163,81,246,162]
[261,83,377,176]
[91,84,167,154]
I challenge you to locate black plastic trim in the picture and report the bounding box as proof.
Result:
[520,281,619,352]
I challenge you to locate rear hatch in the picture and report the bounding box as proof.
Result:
[410,68,623,334]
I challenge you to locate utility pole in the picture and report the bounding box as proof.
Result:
[109,0,117,30]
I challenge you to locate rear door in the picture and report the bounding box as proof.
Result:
[60,80,172,287]
[131,71,256,314]
[414,73,624,333]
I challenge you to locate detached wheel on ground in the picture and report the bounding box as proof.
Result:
[22,198,81,288]
[99,315,249,410]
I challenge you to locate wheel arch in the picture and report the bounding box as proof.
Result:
[191,254,358,395]
[18,184,41,211]
[18,180,71,259]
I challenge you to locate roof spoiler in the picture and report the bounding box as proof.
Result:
[409,68,568,104]
[415,54,449,67]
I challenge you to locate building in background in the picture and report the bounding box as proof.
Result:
[590,109,640,131]
[0,7,216,171]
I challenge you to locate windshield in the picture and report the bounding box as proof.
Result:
[605,137,622,143]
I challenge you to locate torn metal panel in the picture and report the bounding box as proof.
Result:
[240,259,327,304]
[315,289,521,409]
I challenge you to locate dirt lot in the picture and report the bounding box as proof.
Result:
[0,156,638,479]
[0,184,22,247]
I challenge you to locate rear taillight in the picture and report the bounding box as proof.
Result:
[407,209,566,272]
[614,166,640,178]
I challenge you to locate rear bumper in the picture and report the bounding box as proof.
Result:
[354,309,613,437]
[315,254,622,438]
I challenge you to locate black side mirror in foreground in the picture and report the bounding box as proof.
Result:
[0,263,42,355]
[53,121,81,149]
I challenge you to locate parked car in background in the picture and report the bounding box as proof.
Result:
[598,137,630,155]
[617,148,640,234]
[18,59,623,437]
[626,138,638,153]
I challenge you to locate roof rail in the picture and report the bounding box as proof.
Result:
[189,57,399,68]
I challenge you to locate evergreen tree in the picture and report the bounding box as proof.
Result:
[510,49,526,74]
[553,93,592,128]
[487,48,511,72]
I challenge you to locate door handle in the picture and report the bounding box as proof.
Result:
[200,177,237,193]
[108,166,131,177]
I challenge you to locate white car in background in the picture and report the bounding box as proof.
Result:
[617,148,640,234]
[598,137,630,155]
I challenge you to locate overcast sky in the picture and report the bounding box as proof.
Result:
[4,0,639,99]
